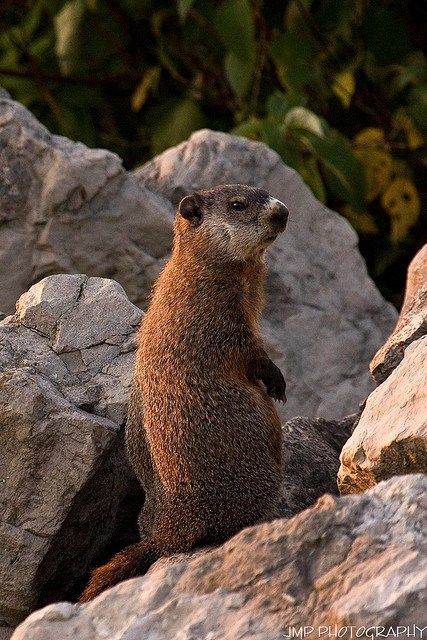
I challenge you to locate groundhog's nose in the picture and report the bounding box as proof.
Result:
[268,200,289,232]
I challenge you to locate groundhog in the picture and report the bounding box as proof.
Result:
[80,184,289,601]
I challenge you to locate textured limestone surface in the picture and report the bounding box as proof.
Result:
[0,275,143,626]
[338,336,427,494]
[0,94,173,315]
[12,475,427,640]
[136,129,397,420]
[371,243,427,384]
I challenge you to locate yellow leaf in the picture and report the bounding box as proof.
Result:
[353,128,392,201]
[381,178,420,243]
[332,70,355,108]
[354,127,386,146]
[394,109,424,150]
[342,205,378,235]
[131,67,161,112]
[354,149,393,201]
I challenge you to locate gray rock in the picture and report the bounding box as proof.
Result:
[0,95,173,315]
[0,275,143,626]
[371,243,427,384]
[136,129,397,420]
[1,97,396,420]
[338,335,427,494]
[278,414,356,517]
[1,97,396,421]
[12,474,427,639]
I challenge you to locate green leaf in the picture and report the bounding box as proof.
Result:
[213,0,255,63]
[258,120,287,155]
[0,76,37,107]
[285,0,315,32]
[61,105,96,145]
[373,246,402,277]
[253,118,326,201]
[266,91,294,122]
[54,0,128,76]
[297,157,326,203]
[177,0,195,23]
[270,31,314,92]
[232,119,262,141]
[22,1,43,39]
[305,129,366,211]
[224,51,253,99]
[257,120,300,168]
[30,32,55,58]
[151,98,205,155]
[57,84,104,108]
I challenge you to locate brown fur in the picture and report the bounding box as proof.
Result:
[80,185,288,602]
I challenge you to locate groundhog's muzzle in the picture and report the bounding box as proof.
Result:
[265,197,289,234]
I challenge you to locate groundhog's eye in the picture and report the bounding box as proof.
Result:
[230,200,247,211]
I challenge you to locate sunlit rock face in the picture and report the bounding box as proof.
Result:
[370,243,427,384]
[339,243,427,494]
[12,475,427,640]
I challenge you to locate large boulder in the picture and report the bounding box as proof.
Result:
[1,94,396,420]
[11,474,427,639]
[338,336,427,493]
[339,245,427,494]
[370,243,427,384]
[136,129,397,420]
[0,275,143,626]
[0,94,173,315]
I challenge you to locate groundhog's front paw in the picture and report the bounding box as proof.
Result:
[254,358,287,403]
[265,365,287,403]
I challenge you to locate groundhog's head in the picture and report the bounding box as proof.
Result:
[176,184,289,260]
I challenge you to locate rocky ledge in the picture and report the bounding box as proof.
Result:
[12,474,427,640]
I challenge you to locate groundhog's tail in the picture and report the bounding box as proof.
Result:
[79,539,158,603]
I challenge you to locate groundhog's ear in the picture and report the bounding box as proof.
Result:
[178,194,203,226]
